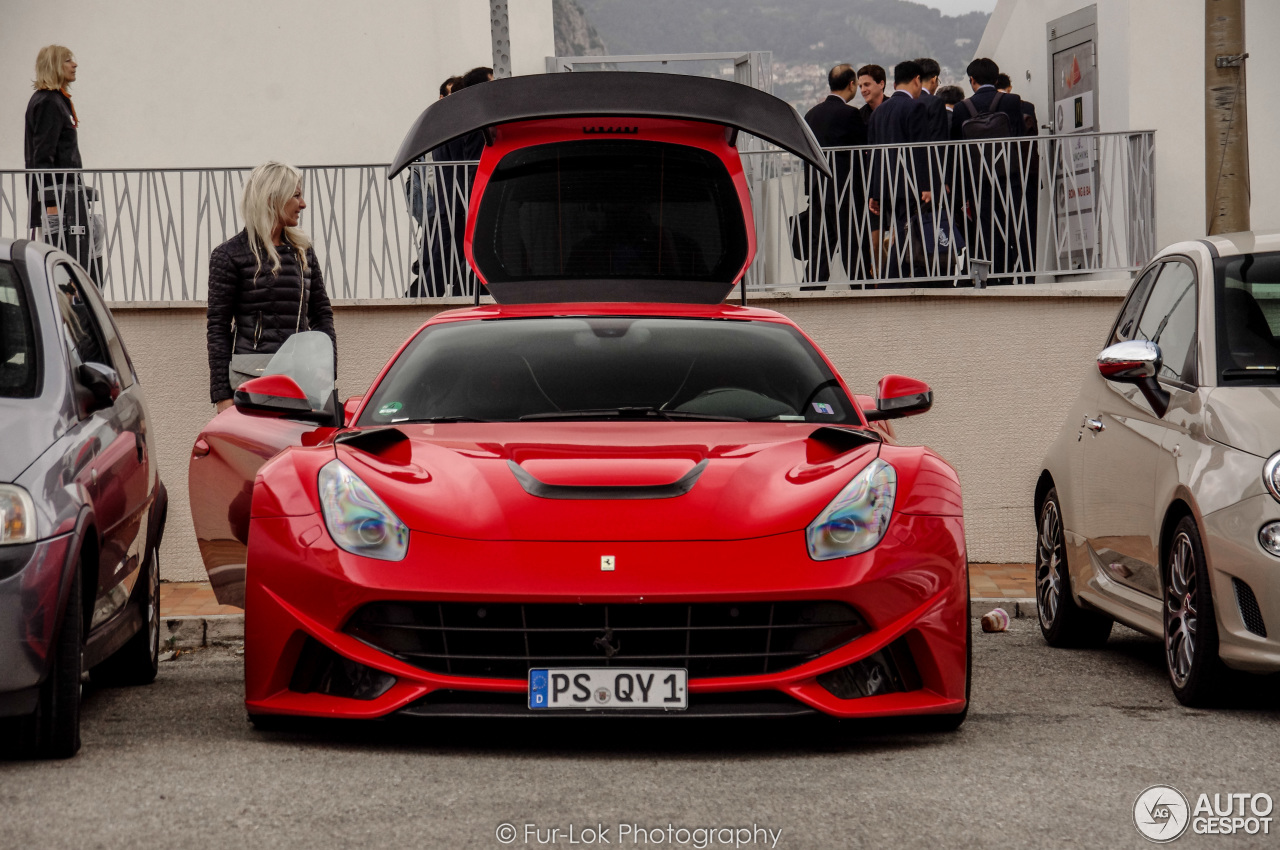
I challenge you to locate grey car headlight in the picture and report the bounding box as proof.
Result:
[1265,452,1280,504]
[318,460,409,561]
[0,485,37,545]
[806,458,897,560]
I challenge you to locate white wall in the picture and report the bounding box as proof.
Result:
[1247,0,1280,231]
[978,0,1239,248]
[0,0,554,169]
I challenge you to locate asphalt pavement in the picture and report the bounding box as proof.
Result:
[2,625,1279,850]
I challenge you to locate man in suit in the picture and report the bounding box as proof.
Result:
[801,64,867,287]
[914,58,950,142]
[998,73,1040,272]
[855,64,887,274]
[952,58,1026,279]
[867,61,936,282]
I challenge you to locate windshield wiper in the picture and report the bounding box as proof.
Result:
[1221,367,1280,380]
[519,407,745,422]
[402,415,495,423]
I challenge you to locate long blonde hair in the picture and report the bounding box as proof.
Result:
[242,161,311,278]
[33,45,74,91]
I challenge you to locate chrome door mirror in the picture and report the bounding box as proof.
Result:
[1097,340,1170,417]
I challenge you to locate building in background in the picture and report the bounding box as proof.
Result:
[0,0,553,169]
[976,0,1277,247]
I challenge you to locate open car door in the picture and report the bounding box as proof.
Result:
[189,332,339,606]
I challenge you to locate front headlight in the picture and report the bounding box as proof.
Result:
[0,485,37,545]
[806,458,896,560]
[1265,452,1280,503]
[318,460,409,561]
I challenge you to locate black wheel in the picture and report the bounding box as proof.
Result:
[1036,487,1112,647]
[1164,516,1228,706]
[91,545,160,686]
[14,564,84,759]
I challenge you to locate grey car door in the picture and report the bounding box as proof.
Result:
[50,261,148,629]
[1080,260,1196,599]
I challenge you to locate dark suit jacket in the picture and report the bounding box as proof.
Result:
[867,90,932,207]
[917,90,950,142]
[950,86,1025,139]
[1020,100,1039,136]
[803,95,866,197]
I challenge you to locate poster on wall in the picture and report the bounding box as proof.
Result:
[1051,40,1099,267]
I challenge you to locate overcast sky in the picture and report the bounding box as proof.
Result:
[926,0,998,14]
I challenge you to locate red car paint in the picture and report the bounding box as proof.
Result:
[189,95,969,724]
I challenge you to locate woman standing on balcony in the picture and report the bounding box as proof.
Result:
[206,162,336,413]
[25,45,97,278]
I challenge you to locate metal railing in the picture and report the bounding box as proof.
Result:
[0,130,1153,302]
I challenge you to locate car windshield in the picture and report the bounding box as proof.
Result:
[1215,251,1280,385]
[358,317,858,426]
[0,261,39,399]
[471,140,748,284]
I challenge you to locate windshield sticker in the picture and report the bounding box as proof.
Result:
[378,402,403,417]
[812,403,834,415]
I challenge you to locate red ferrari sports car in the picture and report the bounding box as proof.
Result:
[190,73,969,726]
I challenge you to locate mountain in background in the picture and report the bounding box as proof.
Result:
[554,0,990,110]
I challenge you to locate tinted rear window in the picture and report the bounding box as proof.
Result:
[359,317,856,426]
[0,262,39,398]
[471,140,748,284]
[1215,252,1280,384]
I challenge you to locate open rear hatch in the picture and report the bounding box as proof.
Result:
[390,72,828,305]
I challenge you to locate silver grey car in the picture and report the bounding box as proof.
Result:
[1035,230,1280,705]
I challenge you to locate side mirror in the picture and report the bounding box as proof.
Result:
[234,374,333,423]
[864,374,933,421]
[342,396,364,426]
[1097,340,1170,417]
[77,362,122,413]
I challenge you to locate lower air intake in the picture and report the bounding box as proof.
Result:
[816,636,922,699]
[289,636,396,700]
[1233,578,1267,637]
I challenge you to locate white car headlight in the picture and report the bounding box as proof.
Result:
[318,460,409,561]
[806,458,896,561]
[1265,452,1280,503]
[0,485,37,545]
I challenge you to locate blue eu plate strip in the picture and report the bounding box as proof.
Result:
[528,668,549,708]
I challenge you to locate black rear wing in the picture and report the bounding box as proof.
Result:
[389,71,830,178]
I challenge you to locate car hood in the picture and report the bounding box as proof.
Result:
[0,400,60,484]
[333,422,881,542]
[1204,387,1280,459]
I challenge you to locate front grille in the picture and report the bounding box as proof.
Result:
[346,601,868,680]
[1233,578,1268,637]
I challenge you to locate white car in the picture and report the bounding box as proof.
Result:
[1035,230,1280,705]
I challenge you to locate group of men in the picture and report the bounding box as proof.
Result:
[801,56,1039,286]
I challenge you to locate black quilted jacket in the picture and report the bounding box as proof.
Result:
[206,230,336,402]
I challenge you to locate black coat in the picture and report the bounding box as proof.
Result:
[24,89,82,228]
[917,90,951,142]
[950,87,1026,139]
[205,230,336,403]
[803,95,866,197]
[867,91,933,208]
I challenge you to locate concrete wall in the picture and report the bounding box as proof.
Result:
[977,0,1279,244]
[111,287,1127,584]
[0,0,554,169]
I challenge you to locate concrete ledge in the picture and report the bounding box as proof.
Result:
[163,614,244,650]
[970,598,1038,620]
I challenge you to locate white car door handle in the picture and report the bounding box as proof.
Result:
[1084,417,1105,433]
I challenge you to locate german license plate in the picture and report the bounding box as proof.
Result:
[528,668,687,710]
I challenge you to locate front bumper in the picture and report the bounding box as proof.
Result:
[1203,494,1280,672]
[0,532,75,715]
[243,512,968,720]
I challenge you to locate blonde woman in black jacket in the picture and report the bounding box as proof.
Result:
[206,162,335,412]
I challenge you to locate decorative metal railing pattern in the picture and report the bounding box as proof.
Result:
[0,131,1152,301]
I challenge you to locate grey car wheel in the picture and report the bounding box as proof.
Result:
[1036,487,1112,647]
[1163,516,1227,706]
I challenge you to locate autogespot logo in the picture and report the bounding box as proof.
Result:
[1134,785,1191,843]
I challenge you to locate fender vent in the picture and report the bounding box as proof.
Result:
[1233,578,1267,637]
